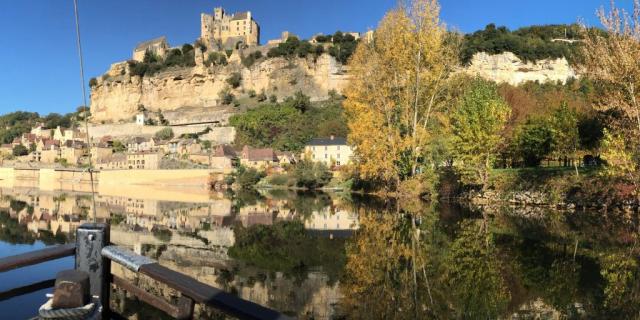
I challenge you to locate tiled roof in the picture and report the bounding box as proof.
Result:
[242,146,276,162]
[213,145,237,157]
[135,36,167,51]
[231,12,249,21]
[307,137,347,146]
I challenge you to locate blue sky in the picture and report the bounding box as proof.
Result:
[0,0,618,115]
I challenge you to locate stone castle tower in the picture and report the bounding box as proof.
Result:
[200,7,260,50]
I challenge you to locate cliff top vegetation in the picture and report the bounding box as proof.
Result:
[460,23,582,64]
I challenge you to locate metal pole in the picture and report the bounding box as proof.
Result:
[76,223,110,318]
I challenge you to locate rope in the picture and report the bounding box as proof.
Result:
[72,0,97,222]
[38,297,98,319]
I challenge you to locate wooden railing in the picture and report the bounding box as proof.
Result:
[0,224,291,320]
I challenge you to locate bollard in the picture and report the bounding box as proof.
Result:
[51,270,90,309]
[76,223,110,318]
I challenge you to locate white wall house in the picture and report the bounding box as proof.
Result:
[303,136,353,167]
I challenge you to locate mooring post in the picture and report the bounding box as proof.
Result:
[76,223,110,318]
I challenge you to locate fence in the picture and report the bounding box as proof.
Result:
[0,223,291,320]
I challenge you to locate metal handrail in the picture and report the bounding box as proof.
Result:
[103,245,292,320]
[0,244,76,273]
[0,244,76,303]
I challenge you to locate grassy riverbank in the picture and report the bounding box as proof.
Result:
[459,167,637,208]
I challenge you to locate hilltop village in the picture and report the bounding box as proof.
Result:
[0,5,579,192]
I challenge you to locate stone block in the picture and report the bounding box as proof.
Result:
[51,269,91,309]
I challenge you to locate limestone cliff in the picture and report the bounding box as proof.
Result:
[90,50,576,124]
[90,52,350,123]
[462,52,576,86]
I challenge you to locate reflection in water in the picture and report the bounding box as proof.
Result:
[0,187,639,318]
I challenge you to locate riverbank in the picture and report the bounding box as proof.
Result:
[456,167,640,212]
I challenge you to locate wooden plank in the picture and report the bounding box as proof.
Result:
[139,263,291,320]
[0,279,56,302]
[112,275,193,320]
[0,244,76,273]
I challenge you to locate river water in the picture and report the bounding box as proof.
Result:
[0,186,637,319]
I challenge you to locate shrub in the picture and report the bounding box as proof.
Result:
[204,52,227,67]
[226,72,242,88]
[12,144,28,156]
[154,128,174,140]
[235,166,266,189]
[267,174,290,186]
[89,77,98,87]
[241,51,264,68]
[256,91,267,102]
[293,159,332,189]
[248,89,257,98]
[195,39,207,52]
[284,91,311,113]
[269,95,278,103]
[181,44,194,54]
[314,35,331,43]
[225,49,233,58]
[219,89,235,105]
[143,50,160,64]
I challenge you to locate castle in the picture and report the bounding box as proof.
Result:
[200,7,260,50]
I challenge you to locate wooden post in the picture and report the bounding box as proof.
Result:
[76,223,110,318]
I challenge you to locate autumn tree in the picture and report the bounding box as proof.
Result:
[579,0,640,182]
[550,102,580,175]
[344,0,459,192]
[451,79,510,188]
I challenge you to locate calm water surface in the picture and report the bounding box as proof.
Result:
[0,186,637,319]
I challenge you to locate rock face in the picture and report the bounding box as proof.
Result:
[463,52,576,86]
[90,50,576,124]
[90,53,350,123]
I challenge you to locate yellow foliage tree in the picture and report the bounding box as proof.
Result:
[344,0,459,191]
[579,0,640,182]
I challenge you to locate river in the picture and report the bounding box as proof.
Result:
[0,186,637,319]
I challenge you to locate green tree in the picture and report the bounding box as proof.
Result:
[112,140,126,153]
[285,91,311,113]
[451,80,510,187]
[12,144,29,156]
[550,102,580,174]
[293,159,333,189]
[154,128,174,140]
[514,118,554,167]
[226,72,242,88]
[234,166,265,189]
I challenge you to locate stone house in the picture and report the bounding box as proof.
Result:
[275,151,296,165]
[20,133,37,147]
[53,126,86,144]
[132,36,169,62]
[97,153,127,170]
[38,139,61,163]
[304,136,353,167]
[127,152,161,170]
[240,146,278,169]
[210,144,237,171]
[60,140,87,165]
[169,139,202,155]
[30,125,52,139]
[90,143,113,163]
[201,7,260,50]
[0,144,12,157]
[127,137,157,153]
[41,147,61,164]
